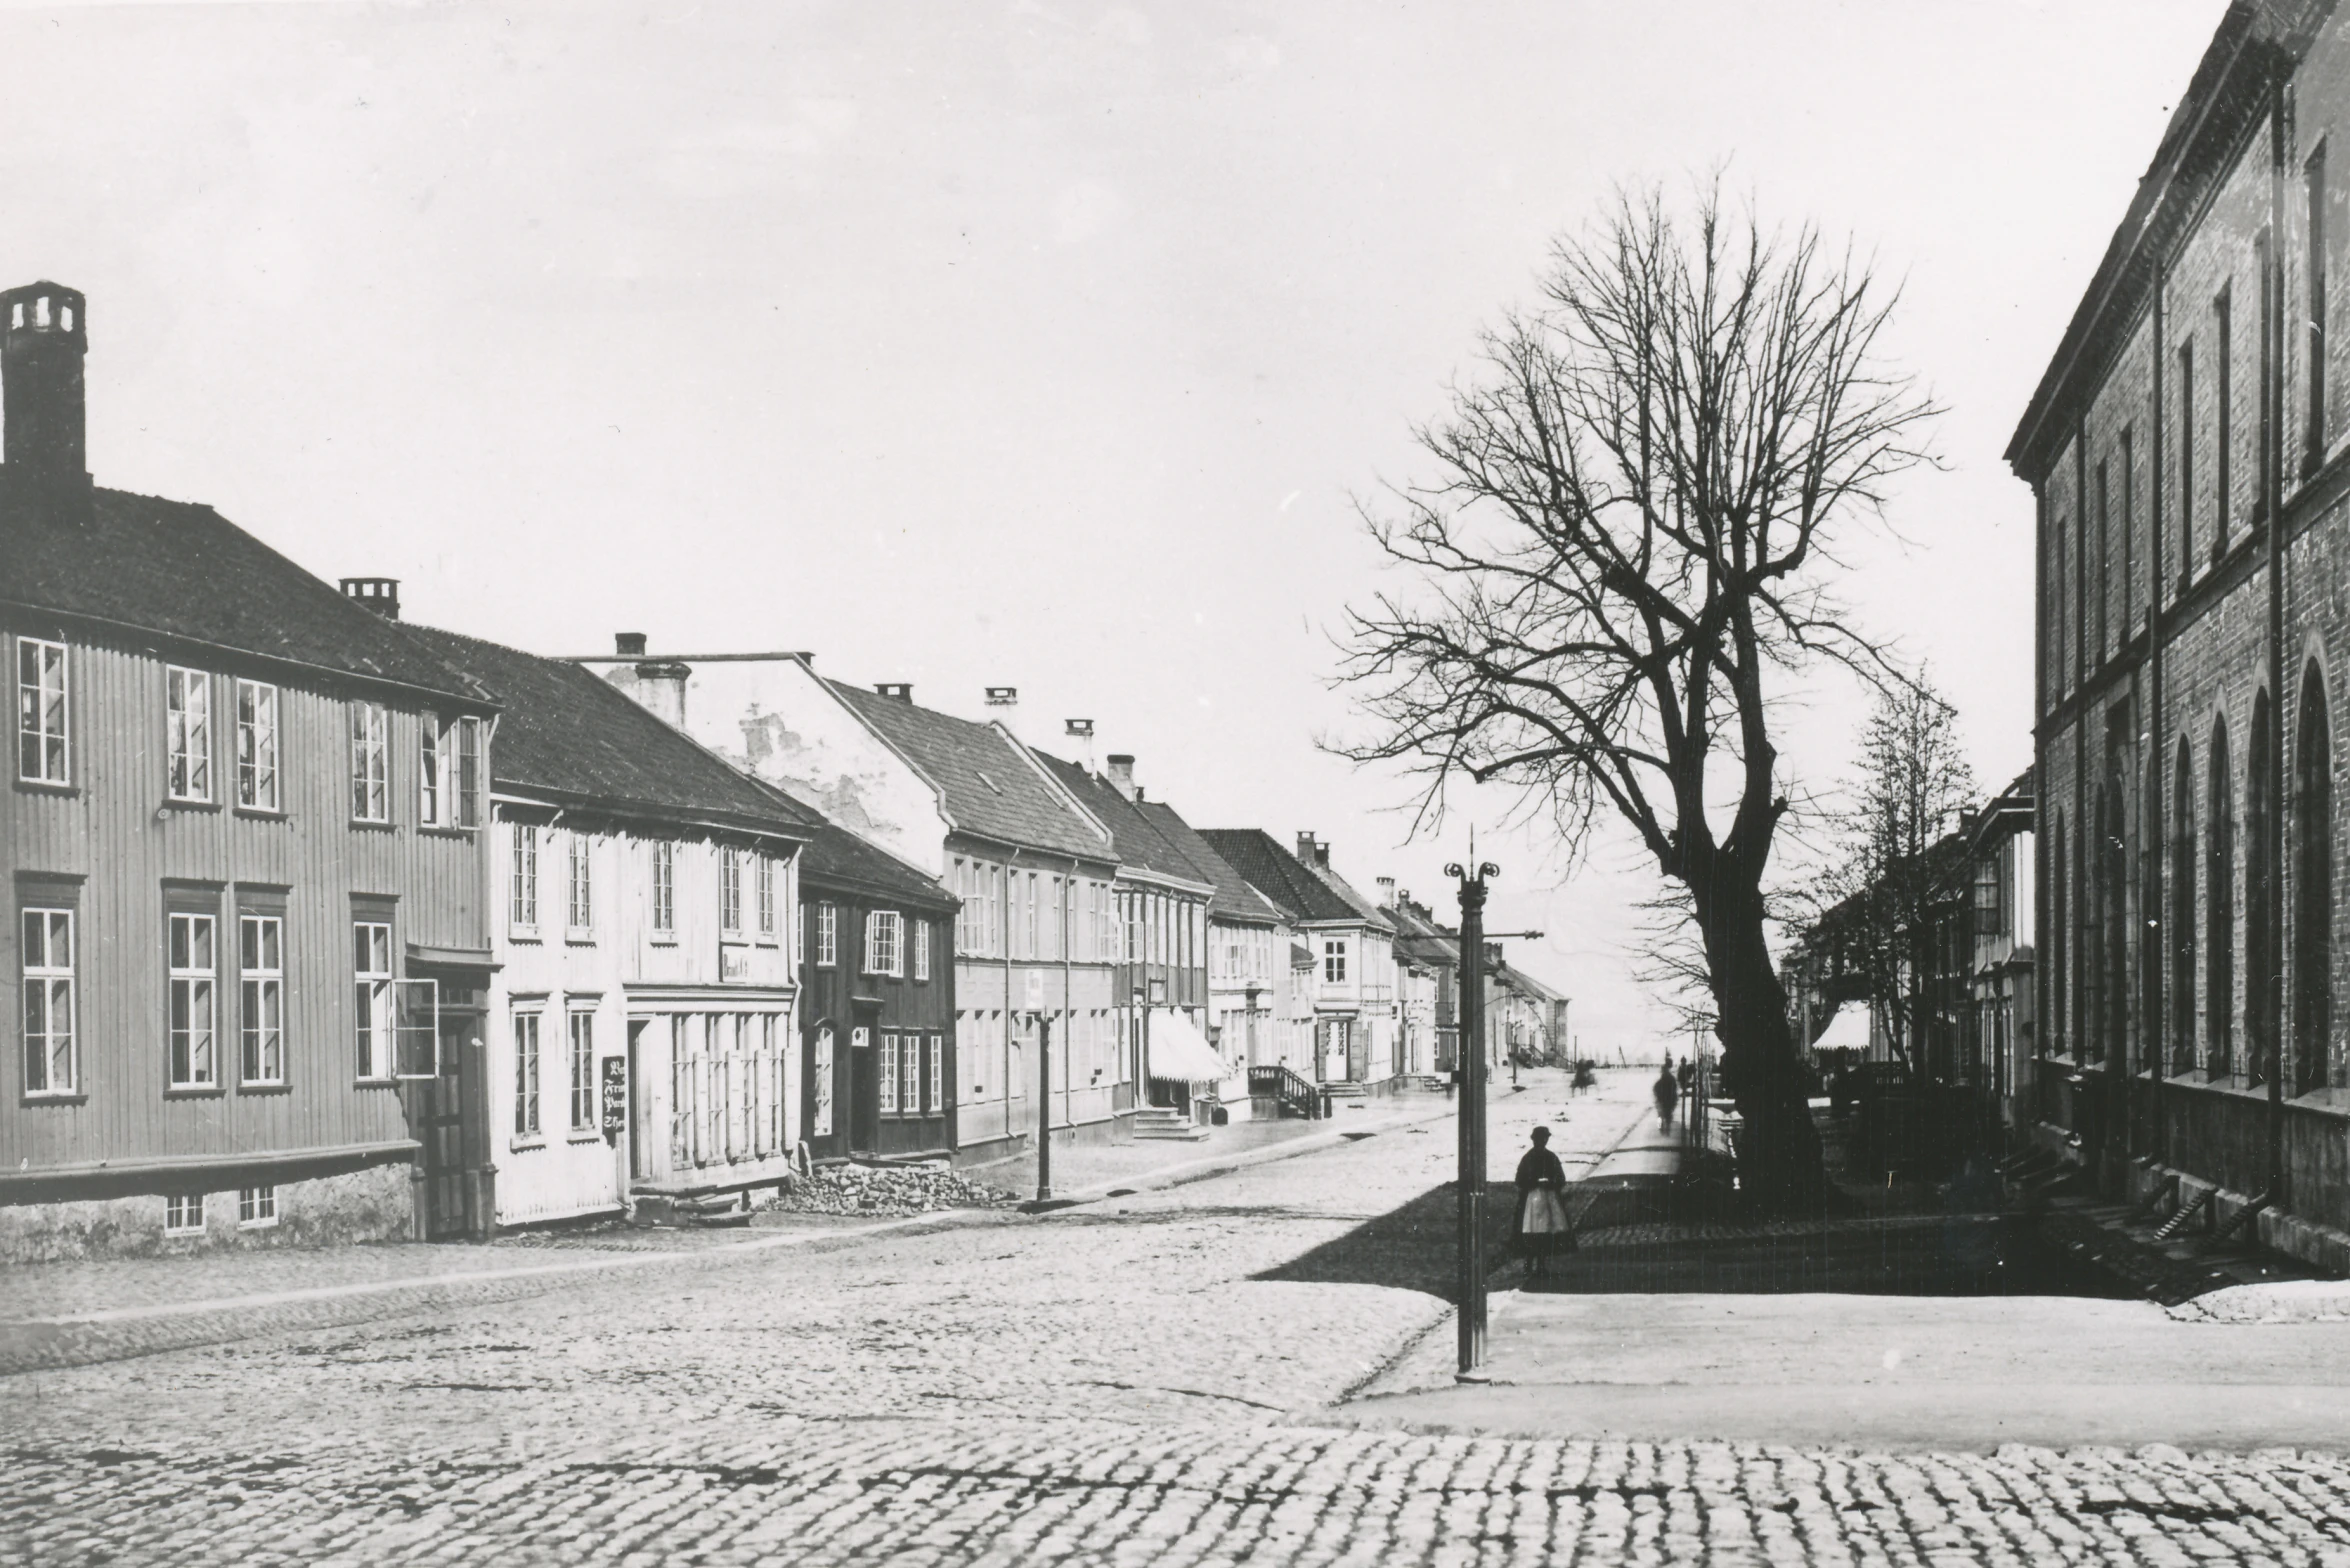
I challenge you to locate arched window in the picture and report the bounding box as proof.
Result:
[2250,690,2275,1085]
[2295,663,2333,1096]
[2173,741,2197,1076]
[2050,812,2069,1057]
[2210,719,2235,1079]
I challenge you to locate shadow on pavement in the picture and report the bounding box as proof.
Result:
[1251,1184,1521,1303]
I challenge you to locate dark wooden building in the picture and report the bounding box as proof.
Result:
[797,816,960,1161]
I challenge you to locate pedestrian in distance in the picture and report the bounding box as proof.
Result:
[1514,1126,1571,1281]
[1654,1061,1680,1132]
[1677,1056,1695,1099]
[1571,1058,1596,1096]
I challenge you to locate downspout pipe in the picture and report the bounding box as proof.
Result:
[2267,72,2290,1205]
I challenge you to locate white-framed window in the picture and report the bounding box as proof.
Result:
[912,919,931,982]
[355,921,394,1080]
[812,1023,835,1138]
[420,711,442,825]
[239,914,285,1086]
[566,834,594,934]
[879,1031,899,1112]
[511,824,540,931]
[757,855,776,938]
[453,716,482,828]
[928,1034,944,1112]
[568,1008,595,1131]
[166,667,211,802]
[1324,939,1349,985]
[764,1014,784,1151]
[17,636,67,784]
[168,912,218,1089]
[816,903,838,968]
[865,910,902,976]
[349,702,389,821]
[668,1016,692,1167]
[651,840,676,936]
[720,847,744,936]
[21,907,75,1095]
[902,1033,922,1114]
[238,1185,278,1228]
[235,679,279,811]
[513,1010,542,1138]
[164,1194,204,1236]
[735,1014,754,1159]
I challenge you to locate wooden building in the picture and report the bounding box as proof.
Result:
[0,282,499,1259]
[795,817,960,1161]
[1201,830,1403,1094]
[404,625,816,1227]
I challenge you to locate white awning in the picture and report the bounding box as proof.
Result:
[1145,1009,1231,1084]
[1811,1006,1871,1053]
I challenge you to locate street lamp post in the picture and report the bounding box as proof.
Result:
[1449,855,1498,1381]
[1035,1011,1054,1202]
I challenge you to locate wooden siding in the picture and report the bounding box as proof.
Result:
[488,807,803,1222]
[4,624,490,1183]
[800,886,955,1161]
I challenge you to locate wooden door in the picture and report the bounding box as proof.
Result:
[849,1024,879,1154]
[627,1018,651,1182]
[418,1008,476,1240]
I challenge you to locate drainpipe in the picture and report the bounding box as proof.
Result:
[2267,73,2290,1205]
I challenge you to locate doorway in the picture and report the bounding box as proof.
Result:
[849,1022,880,1155]
[627,1018,651,1182]
[417,1002,482,1241]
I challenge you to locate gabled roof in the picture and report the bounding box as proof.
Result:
[835,684,1108,860]
[1196,829,1363,924]
[1030,753,1207,886]
[1135,801,1284,926]
[404,624,817,840]
[1299,855,1395,933]
[2,485,490,705]
[1385,899,1461,970]
[794,811,959,913]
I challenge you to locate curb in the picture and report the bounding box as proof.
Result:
[1045,1099,1459,1208]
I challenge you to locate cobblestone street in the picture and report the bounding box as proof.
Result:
[9,1075,2350,1565]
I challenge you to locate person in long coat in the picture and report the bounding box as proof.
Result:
[1513,1126,1571,1281]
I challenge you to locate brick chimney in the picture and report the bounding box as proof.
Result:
[1296,832,1328,868]
[341,578,401,619]
[1105,754,1138,802]
[616,633,689,730]
[1376,876,1396,907]
[875,683,914,703]
[2,282,91,519]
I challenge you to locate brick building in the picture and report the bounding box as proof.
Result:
[2010,0,2350,1267]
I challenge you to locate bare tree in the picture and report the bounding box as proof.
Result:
[1803,674,1976,1076]
[1335,181,1937,1206]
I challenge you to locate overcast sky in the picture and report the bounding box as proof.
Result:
[4,0,2223,1053]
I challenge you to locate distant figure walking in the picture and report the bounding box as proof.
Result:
[1654,1062,1680,1132]
[1571,1059,1596,1096]
[1514,1127,1571,1280]
[1677,1056,1696,1099]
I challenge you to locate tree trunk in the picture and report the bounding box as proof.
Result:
[1695,874,1828,1211]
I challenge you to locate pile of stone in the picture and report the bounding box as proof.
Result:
[774,1161,1013,1217]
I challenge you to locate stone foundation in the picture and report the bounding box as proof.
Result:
[0,1162,415,1264]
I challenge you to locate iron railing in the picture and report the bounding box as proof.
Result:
[1247,1063,1322,1119]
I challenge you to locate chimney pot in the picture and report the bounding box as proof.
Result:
[985,686,1017,706]
[340,577,401,620]
[615,632,647,657]
[875,683,914,703]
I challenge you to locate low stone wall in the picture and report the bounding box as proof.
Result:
[0,1163,415,1264]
